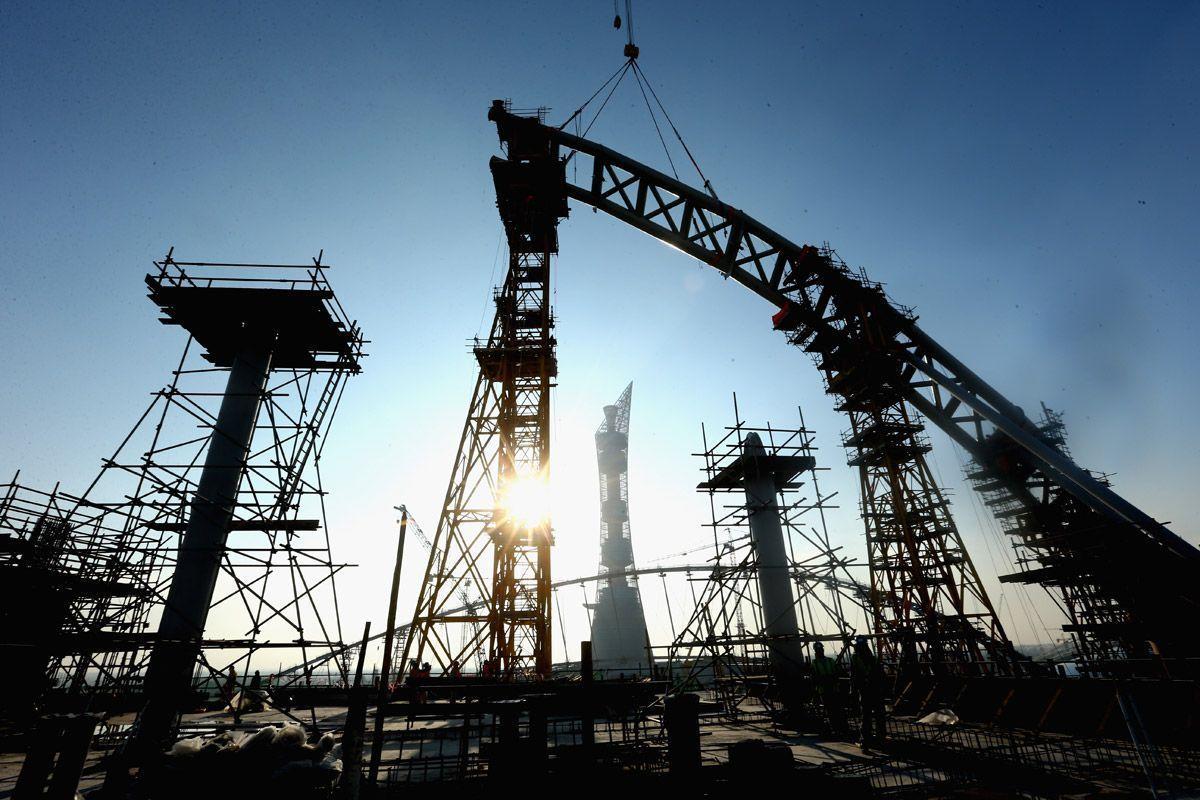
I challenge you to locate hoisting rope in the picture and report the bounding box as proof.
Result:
[558,58,632,133]
[558,0,717,199]
[622,0,635,51]
[630,60,679,180]
[580,61,632,139]
[630,59,718,199]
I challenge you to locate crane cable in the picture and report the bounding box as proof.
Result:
[630,59,718,199]
[561,1,717,199]
[558,58,632,133]
[631,60,679,180]
[556,0,637,137]
[580,61,632,139]
[561,60,715,196]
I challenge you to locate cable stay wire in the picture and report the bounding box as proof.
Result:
[558,58,633,132]
[630,59,718,199]
[475,234,505,339]
[555,2,716,199]
[631,63,679,180]
[580,59,633,139]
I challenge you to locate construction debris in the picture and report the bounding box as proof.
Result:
[151,725,340,799]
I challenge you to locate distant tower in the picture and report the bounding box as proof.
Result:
[589,383,651,674]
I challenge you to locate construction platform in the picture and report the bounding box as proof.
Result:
[146,253,363,371]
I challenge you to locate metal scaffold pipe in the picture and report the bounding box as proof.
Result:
[368,507,408,785]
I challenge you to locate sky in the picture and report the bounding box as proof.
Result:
[2,1,1198,663]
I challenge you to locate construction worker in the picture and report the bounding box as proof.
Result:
[851,635,886,747]
[811,641,846,736]
[247,669,263,712]
[411,662,432,705]
[926,611,948,677]
[220,665,237,709]
[897,626,919,695]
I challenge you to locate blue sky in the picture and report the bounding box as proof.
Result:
[2,1,1198,656]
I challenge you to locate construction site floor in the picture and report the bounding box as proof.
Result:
[0,705,927,797]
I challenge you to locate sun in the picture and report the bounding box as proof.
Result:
[498,472,551,531]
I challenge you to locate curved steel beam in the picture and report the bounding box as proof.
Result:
[277,561,868,679]
[277,563,713,678]
[489,106,1193,565]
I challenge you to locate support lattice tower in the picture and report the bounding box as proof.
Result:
[805,260,1017,675]
[404,103,564,678]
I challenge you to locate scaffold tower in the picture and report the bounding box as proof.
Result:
[791,254,1019,675]
[0,252,364,751]
[403,103,566,678]
[664,402,867,717]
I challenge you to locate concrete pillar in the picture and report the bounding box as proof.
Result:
[13,716,58,799]
[135,345,274,753]
[741,433,805,684]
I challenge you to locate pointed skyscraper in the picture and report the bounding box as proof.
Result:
[589,382,651,675]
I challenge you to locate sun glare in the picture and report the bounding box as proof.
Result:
[498,473,551,530]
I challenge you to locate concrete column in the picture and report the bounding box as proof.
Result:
[741,433,805,684]
[135,344,273,752]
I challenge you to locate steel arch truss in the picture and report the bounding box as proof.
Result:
[489,105,1200,675]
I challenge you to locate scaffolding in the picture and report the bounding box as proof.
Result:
[777,247,1020,677]
[1,251,363,734]
[403,102,565,679]
[662,399,867,719]
[969,405,1169,675]
[0,478,151,724]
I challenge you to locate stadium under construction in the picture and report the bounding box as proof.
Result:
[2,50,1198,800]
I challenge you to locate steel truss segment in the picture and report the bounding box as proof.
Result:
[404,236,555,680]
[488,106,1199,671]
[522,109,1181,550]
[896,342,1188,555]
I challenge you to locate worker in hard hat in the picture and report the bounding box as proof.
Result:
[851,635,886,748]
[811,641,846,737]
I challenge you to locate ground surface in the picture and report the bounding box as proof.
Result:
[0,703,915,797]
